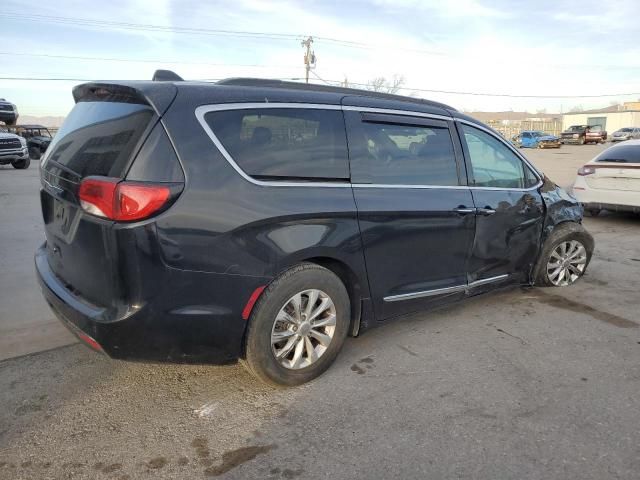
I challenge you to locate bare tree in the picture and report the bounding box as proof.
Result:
[569,105,584,113]
[366,75,406,94]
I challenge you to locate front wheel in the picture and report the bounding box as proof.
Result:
[534,223,594,287]
[243,263,350,386]
[11,157,30,169]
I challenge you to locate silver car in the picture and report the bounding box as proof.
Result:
[611,127,640,142]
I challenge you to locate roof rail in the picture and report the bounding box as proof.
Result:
[216,77,456,111]
[152,70,183,82]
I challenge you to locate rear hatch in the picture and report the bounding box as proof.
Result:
[39,83,181,309]
[586,144,640,191]
[586,162,640,191]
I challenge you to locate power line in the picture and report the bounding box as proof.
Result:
[0,12,440,54]
[4,12,640,71]
[0,12,369,47]
[1,74,638,99]
[0,51,298,69]
[311,75,640,99]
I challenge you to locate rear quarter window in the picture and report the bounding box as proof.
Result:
[204,108,349,180]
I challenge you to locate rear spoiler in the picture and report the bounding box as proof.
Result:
[72,81,178,117]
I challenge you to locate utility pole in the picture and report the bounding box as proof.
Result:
[301,36,315,84]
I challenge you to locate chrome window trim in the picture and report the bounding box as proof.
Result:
[194,102,543,191]
[383,274,509,302]
[352,183,469,190]
[195,103,349,188]
[342,105,451,122]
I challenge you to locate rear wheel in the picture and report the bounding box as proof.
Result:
[243,263,350,386]
[534,223,594,287]
[11,157,30,169]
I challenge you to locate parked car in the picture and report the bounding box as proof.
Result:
[572,140,640,215]
[560,125,590,145]
[0,131,30,168]
[585,124,607,144]
[611,127,640,142]
[516,130,561,149]
[35,75,594,386]
[8,124,53,159]
[0,98,19,126]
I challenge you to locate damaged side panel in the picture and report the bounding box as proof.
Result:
[539,175,584,241]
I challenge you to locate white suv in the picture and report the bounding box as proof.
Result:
[572,140,640,215]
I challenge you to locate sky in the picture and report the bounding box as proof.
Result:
[1,0,639,117]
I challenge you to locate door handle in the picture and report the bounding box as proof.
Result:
[477,207,496,216]
[452,207,475,215]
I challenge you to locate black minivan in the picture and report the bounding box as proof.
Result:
[36,76,593,385]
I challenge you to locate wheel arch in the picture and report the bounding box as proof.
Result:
[302,256,367,337]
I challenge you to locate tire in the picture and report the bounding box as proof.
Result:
[243,263,350,386]
[29,146,41,160]
[534,222,594,287]
[11,157,30,169]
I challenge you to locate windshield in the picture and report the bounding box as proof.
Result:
[619,128,633,132]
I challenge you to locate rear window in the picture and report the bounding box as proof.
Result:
[204,108,349,180]
[43,102,154,177]
[595,144,640,163]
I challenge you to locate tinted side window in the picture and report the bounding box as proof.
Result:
[348,117,459,186]
[462,124,538,189]
[205,108,349,180]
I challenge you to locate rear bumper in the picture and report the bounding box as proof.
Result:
[35,243,269,364]
[572,180,640,211]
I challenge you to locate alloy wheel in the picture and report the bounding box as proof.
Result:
[547,240,587,286]
[271,289,336,370]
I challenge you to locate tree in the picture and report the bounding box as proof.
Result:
[569,105,584,113]
[366,74,406,94]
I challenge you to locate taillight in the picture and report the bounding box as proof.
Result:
[79,176,178,221]
[577,165,596,176]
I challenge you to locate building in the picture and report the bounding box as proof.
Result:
[465,111,562,139]
[561,102,640,133]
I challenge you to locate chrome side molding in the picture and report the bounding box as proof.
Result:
[383,274,509,302]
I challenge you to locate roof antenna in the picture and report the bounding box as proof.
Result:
[152,70,183,81]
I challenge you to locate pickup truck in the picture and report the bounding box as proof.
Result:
[585,125,607,144]
[561,125,607,145]
[0,98,19,126]
[0,131,30,168]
